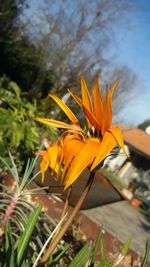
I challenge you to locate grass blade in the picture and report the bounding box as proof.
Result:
[100,234,106,261]
[8,152,19,182]
[0,156,17,182]
[91,229,101,265]
[141,239,150,267]
[121,236,132,256]
[68,243,92,267]
[97,258,113,267]
[5,223,15,267]
[17,204,42,266]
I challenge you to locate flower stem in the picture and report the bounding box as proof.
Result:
[38,171,95,266]
[60,186,72,220]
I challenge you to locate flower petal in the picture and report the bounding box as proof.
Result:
[36,118,81,131]
[92,77,104,127]
[64,138,101,189]
[81,76,93,113]
[101,80,119,135]
[80,77,93,128]
[108,127,129,157]
[62,136,85,181]
[39,151,49,183]
[90,131,117,171]
[40,160,49,183]
[47,142,59,173]
[49,94,79,125]
[69,90,101,129]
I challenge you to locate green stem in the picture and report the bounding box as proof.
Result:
[38,171,95,266]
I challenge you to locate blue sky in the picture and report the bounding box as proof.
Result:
[25,0,150,127]
[110,0,150,126]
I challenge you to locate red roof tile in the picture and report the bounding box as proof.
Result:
[121,127,150,158]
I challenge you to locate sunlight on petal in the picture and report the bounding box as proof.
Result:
[109,127,129,157]
[49,94,79,125]
[40,152,49,183]
[36,118,80,130]
[90,131,117,171]
[47,143,58,171]
[64,138,101,189]
[62,137,85,181]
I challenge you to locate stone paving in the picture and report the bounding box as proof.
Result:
[83,200,150,258]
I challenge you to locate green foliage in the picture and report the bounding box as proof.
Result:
[120,236,132,257]
[68,243,92,267]
[141,239,150,267]
[68,232,132,267]
[0,153,63,267]
[2,205,42,267]
[5,223,15,267]
[0,76,58,171]
[17,204,42,266]
[91,229,101,265]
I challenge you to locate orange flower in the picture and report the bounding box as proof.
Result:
[37,77,128,189]
[36,140,62,183]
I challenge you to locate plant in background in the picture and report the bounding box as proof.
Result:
[36,76,128,264]
[0,75,58,172]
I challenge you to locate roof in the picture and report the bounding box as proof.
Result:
[121,127,150,158]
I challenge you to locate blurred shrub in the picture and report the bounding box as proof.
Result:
[0,75,58,171]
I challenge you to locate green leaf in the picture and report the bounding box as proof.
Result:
[68,243,92,267]
[141,239,150,267]
[17,204,42,266]
[91,229,101,265]
[97,257,113,267]
[48,246,69,266]
[96,235,113,267]
[9,81,21,99]
[9,152,19,182]
[100,234,106,261]
[121,236,132,256]
[5,223,15,267]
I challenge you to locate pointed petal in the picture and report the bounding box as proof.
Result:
[108,127,129,157]
[80,77,93,128]
[64,138,101,189]
[101,80,119,135]
[101,89,112,135]
[90,131,117,171]
[49,94,79,125]
[109,79,119,98]
[69,90,101,129]
[81,76,93,112]
[39,151,50,183]
[40,160,49,183]
[92,77,104,126]
[36,118,81,131]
